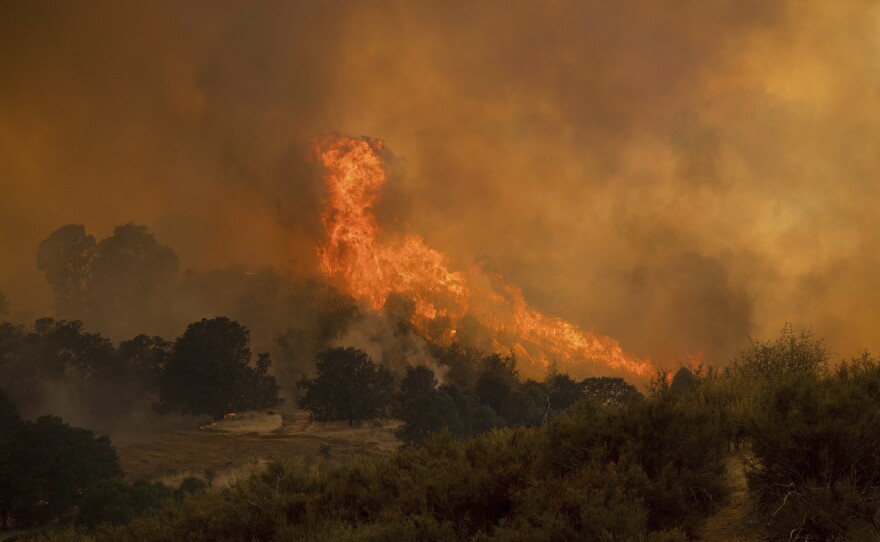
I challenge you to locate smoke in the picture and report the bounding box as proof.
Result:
[332,309,448,380]
[2,1,879,366]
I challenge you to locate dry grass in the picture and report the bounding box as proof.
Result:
[111,407,400,486]
[699,450,761,542]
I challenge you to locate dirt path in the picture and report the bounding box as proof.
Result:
[700,451,761,541]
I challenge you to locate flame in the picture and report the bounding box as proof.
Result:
[315,135,655,380]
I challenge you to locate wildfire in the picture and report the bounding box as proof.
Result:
[315,135,655,380]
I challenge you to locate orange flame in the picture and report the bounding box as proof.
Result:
[315,135,655,380]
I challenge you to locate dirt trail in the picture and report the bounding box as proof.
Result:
[700,451,761,541]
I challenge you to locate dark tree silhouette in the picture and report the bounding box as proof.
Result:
[581,376,639,406]
[393,366,462,446]
[298,347,395,426]
[474,354,519,413]
[433,342,482,388]
[546,373,583,412]
[0,318,120,414]
[85,223,179,337]
[474,371,510,414]
[158,317,279,419]
[36,224,96,318]
[670,367,698,395]
[500,389,542,426]
[115,334,172,408]
[1,412,121,529]
[0,390,20,528]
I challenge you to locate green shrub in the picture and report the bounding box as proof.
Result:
[746,355,880,540]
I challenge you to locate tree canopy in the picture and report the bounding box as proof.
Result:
[158,317,279,419]
[0,401,121,529]
[36,224,96,318]
[36,223,179,338]
[298,347,395,425]
[394,366,462,446]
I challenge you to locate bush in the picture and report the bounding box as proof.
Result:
[77,479,174,529]
[1,414,121,529]
[746,354,880,540]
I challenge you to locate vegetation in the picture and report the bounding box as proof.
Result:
[34,376,727,541]
[9,245,880,542]
[298,347,395,425]
[394,366,463,446]
[157,317,279,419]
[712,328,880,540]
[0,316,280,426]
[37,224,179,338]
[0,390,121,529]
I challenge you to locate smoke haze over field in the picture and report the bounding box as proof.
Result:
[2,1,880,365]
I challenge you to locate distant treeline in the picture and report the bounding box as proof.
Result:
[298,345,639,446]
[0,316,280,427]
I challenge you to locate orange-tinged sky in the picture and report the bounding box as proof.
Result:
[2,1,879,365]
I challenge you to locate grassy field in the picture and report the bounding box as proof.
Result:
[111,407,400,487]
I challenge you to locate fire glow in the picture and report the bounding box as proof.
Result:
[315,135,656,380]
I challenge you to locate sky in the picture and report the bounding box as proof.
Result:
[2,0,879,366]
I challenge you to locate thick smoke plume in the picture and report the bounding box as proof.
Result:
[2,2,880,366]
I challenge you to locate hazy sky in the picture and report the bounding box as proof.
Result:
[2,1,879,365]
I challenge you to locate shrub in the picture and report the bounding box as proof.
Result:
[746,354,880,539]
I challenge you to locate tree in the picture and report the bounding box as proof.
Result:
[298,347,395,426]
[158,317,279,419]
[0,318,119,415]
[0,390,21,529]
[85,223,179,337]
[0,323,37,412]
[117,334,171,404]
[545,373,583,413]
[433,342,482,388]
[474,354,519,413]
[2,414,121,528]
[480,353,519,383]
[582,377,639,406]
[396,365,437,405]
[500,389,544,427]
[474,371,511,414]
[36,224,96,318]
[670,367,698,395]
[394,366,462,446]
[31,318,118,381]
[730,324,829,382]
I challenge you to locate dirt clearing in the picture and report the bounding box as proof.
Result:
[111,407,399,486]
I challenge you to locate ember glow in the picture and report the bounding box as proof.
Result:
[316,135,655,380]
